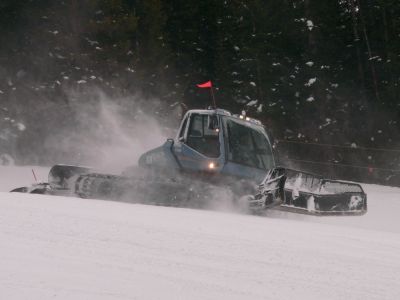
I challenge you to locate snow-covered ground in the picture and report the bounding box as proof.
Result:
[1,166,400,299]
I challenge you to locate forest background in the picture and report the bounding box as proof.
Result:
[0,0,399,184]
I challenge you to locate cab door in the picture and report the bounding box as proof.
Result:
[174,113,224,172]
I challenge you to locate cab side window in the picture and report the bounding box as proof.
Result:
[186,114,220,158]
[226,119,273,170]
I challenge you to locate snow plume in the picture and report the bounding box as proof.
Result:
[35,89,179,173]
[200,181,262,214]
[201,184,239,213]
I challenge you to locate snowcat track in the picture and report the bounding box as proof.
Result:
[74,173,222,209]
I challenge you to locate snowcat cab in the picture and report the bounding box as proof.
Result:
[11,108,367,216]
[138,109,274,184]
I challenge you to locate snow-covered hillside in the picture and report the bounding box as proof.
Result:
[1,166,400,300]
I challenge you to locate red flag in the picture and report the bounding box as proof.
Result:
[196,80,212,88]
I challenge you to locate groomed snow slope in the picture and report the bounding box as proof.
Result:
[1,166,400,300]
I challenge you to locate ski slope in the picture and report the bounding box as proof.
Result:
[1,166,400,300]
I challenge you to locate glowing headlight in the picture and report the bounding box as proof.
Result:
[239,115,244,119]
[245,117,250,121]
[208,162,216,169]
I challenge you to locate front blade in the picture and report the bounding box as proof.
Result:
[281,169,367,216]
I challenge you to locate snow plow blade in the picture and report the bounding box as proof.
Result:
[255,168,367,216]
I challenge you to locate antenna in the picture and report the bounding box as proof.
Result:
[32,169,38,182]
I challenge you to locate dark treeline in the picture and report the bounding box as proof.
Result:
[0,1,399,183]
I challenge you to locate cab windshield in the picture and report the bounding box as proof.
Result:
[224,118,274,170]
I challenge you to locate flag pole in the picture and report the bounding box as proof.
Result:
[210,87,217,109]
[196,80,216,109]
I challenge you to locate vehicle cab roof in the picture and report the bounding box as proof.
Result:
[185,108,264,128]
